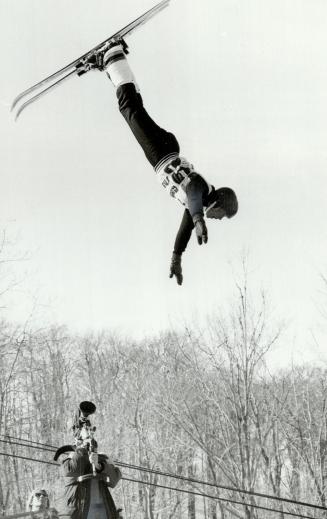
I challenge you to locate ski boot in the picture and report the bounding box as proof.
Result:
[76,38,129,75]
[98,38,129,70]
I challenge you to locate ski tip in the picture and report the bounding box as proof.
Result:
[10,106,19,121]
[11,93,23,113]
[12,110,20,122]
[13,106,23,121]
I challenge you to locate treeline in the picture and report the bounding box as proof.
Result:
[1,282,327,519]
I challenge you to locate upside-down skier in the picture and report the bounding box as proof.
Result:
[11,0,238,286]
[94,40,238,285]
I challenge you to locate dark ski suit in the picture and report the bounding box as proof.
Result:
[116,83,214,255]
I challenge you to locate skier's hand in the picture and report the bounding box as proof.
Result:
[169,253,183,286]
[193,213,208,245]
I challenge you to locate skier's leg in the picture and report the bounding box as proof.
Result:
[117,83,179,167]
[104,43,179,168]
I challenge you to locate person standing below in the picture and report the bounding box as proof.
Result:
[26,489,59,518]
[58,443,122,519]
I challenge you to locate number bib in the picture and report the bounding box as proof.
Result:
[156,156,196,207]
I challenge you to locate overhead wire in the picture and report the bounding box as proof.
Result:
[0,451,58,466]
[2,435,57,449]
[1,434,325,515]
[0,438,55,454]
[123,477,318,519]
[116,460,327,512]
[0,451,319,519]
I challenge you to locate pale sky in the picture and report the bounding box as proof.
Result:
[1,0,327,366]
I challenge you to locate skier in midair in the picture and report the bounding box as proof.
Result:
[97,40,238,285]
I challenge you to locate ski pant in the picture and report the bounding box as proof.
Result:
[116,83,180,168]
[116,82,208,218]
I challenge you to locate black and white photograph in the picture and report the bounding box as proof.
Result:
[1,0,327,517]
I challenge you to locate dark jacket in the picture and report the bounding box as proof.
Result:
[60,448,122,519]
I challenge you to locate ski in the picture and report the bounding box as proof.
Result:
[11,0,170,120]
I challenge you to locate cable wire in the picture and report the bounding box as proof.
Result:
[0,451,317,519]
[2,435,57,449]
[1,435,325,514]
[117,460,327,512]
[122,476,318,519]
[0,451,58,466]
[0,439,55,454]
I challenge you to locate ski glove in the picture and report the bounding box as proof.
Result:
[193,213,208,245]
[169,253,183,286]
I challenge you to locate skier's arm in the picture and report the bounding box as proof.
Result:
[174,173,210,253]
[174,209,194,256]
[186,176,208,245]
[169,209,194,286]
[186,175,208,217]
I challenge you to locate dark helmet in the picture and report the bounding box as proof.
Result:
[206,187,238,219]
